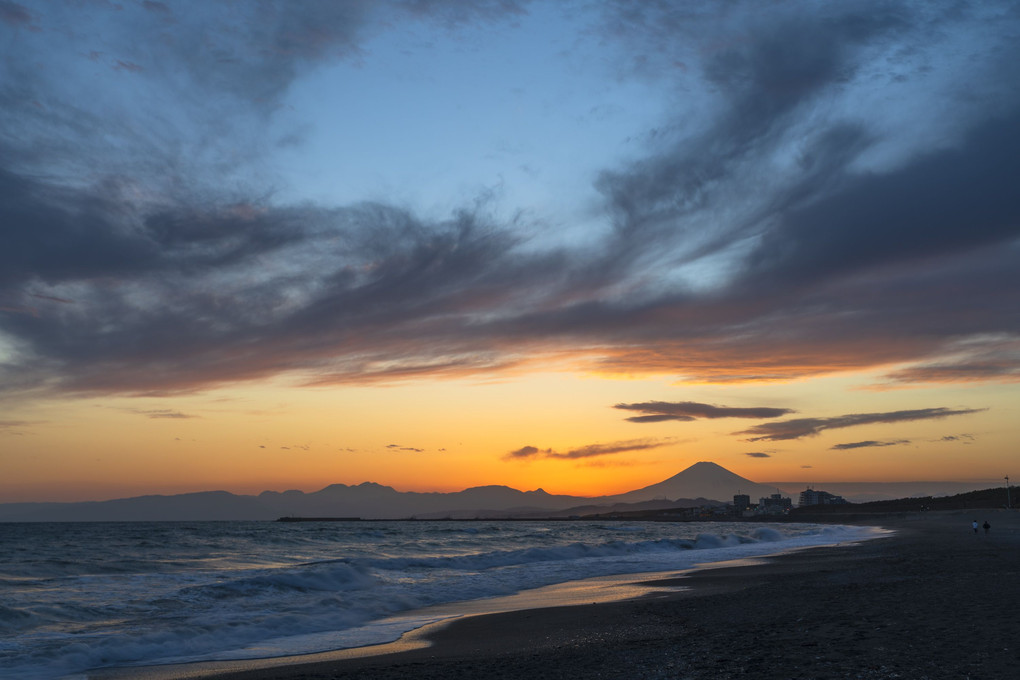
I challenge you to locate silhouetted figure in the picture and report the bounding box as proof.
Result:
[983,521,990,534]
[972,520,979,533]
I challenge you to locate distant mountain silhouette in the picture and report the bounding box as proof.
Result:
[605,461,783,504]
[257,482,587,520]
[0,482,593,522]
[0,491,273,522]
[0,461,982,521]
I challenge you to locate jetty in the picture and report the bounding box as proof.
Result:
[275,516,361,522]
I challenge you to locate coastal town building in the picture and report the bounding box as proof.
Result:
[732,494,751,512]
[757,493,793,516]
[798,488,849,507]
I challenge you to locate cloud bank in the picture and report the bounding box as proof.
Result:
[2,1,1019,401]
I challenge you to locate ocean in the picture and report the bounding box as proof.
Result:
[0,520,882,679]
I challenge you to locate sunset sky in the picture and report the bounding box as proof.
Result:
[2,0,1018,503]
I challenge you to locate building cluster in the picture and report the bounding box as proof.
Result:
[591,487,851,520]
[797,488,849,507]
[731,492,793,517]
[726,488,850,517]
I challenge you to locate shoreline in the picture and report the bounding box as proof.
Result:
[87,554,810,680]
[90,510,1019,680]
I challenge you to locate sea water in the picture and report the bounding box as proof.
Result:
[0,520,881,679]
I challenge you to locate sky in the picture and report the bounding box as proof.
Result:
[2,0,1018,503]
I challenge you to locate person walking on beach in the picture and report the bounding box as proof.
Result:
[983,521,991,534]
[972,520,979,533]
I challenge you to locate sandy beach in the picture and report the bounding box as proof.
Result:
[103,510,1019,680]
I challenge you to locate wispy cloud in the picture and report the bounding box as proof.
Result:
[739,408,984,442]
[139,409,197,420]
[575,458,647,469]
[744,452,772,458]
[937,434,975,443]
[112,59,144,73]
[830,440,910,450]
[504,439,669,461]
[883,337,1020,385]
[0,419,33,435]
[615,401,794,423]
[113,405,199,419]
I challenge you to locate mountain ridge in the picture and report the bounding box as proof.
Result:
[0,462,992,521]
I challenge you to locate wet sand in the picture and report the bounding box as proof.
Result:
[105,510,1020,680]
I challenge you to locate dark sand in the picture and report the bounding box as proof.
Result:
[105,510,1020,680]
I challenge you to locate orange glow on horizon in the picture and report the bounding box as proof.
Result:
[2,367,1013,504]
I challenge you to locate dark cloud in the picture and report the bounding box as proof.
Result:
[888,363,1020,384]
[0,167,307,290]
[577,239,1020,383]
[615,401,794,423]
[742,115,1020,288]
[506,445,543,459]
[594,2,910,273]
[0,195,548,396]
[830,440,909,450]
[883,337,1020,385]
[140,410,197,420]
[503,439,668,461]
[559,440,667,459]
[739,408,984,442]
[0,1,32,26]
[579,1,1020,383]
[387,444,425,452]
[621,414,695,424]
[744,452,771,458]
[2,1,1019,401]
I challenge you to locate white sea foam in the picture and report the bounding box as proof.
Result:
[0,520,883,679]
